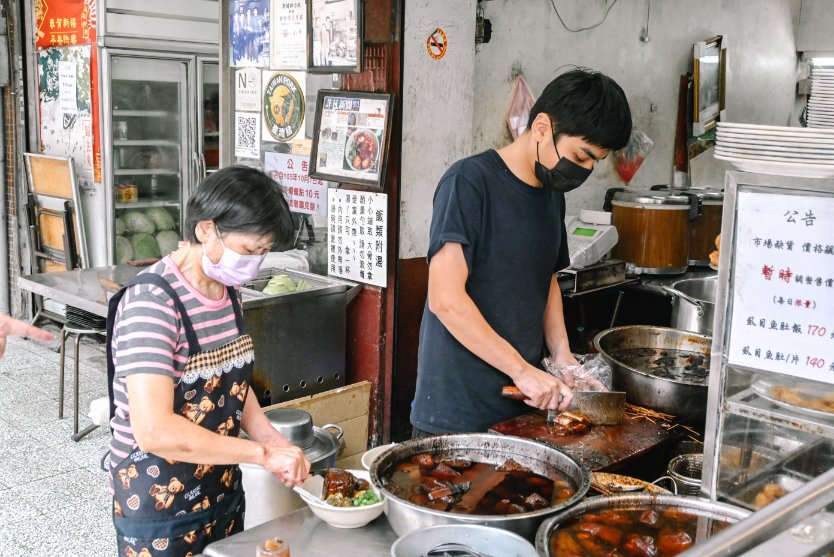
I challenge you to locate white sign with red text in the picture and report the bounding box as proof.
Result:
[263,152,328,216]
[727,190,834,384]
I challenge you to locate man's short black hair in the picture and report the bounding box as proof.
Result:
[527,67,632,151]
[184,165,294,250]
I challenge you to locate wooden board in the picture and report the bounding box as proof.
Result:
[26,154,74,199]
[489,412,680,472]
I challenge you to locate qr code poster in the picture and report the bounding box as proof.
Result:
[234,111,261,159]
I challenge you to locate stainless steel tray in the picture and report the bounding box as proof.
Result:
[729,472,807,511]
[751,379,834,422]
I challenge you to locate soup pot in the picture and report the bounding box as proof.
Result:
[661,277,718,335]
[535,493,750,557]
[370,433,591,541]
[594,326,712,424]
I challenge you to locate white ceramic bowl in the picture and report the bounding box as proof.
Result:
[361,443,397,471]
[294,469,385,529]
[391,524,538,557]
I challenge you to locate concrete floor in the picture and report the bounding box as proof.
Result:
[0,328,116,557]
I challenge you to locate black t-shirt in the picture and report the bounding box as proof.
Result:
[410,149,570,434]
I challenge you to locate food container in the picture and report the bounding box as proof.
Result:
[731,473,806,511]
[240,409,344,529]
[607,190,697,275]
[294,469,385,529]
[391,524,538,557]
[370,433,591,540]
[593,326,712,424]
[686,189,724,265]
[534,494,750,557]
[116,184,138,203]
[661,277,718,335]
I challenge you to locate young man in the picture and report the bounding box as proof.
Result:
[411,68,632,435]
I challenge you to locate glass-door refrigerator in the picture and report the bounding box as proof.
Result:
[101,51,218,264]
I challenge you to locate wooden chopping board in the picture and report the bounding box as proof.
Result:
[489,412,679,472]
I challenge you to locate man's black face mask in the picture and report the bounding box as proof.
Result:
[535,141,593,193]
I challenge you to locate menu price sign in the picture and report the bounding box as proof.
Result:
[264,152,328,216]
[310,90,394,189]
[727,190,834,384]
[328,189,387,287]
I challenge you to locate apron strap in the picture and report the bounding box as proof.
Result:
[227,286,245,334]
[106,273,201,429]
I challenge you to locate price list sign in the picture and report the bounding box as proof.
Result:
[728,191,834,384]
[328,189,388,287]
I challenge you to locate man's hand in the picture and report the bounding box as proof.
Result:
[513,364,573,411]
[0,314,55,358]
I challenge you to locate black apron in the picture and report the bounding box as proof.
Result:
[107,273,252,557]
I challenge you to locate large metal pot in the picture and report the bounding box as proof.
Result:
[662,277,717,335]
[594,326,711,424]
[534,493,750,556]
[369,433,591,541]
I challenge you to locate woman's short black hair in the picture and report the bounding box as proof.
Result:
[184,165,294,249]
[527,67,632,151]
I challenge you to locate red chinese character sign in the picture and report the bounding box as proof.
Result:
[34,0,101,184]
[263,152,328,217]
[327,189,387,287]
[727,191,834,383]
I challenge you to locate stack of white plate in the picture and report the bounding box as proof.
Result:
[714,122,834,178]
[808,68,834,128]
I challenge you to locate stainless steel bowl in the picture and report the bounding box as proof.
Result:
[594,325,712,424]
[535,493,750,557]
[369,433,591,540]
[391,524,538,557]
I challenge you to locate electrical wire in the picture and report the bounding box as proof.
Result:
[548,0,620,33]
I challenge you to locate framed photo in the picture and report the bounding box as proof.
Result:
[310,90,394,189]
[229,0,271,68]
[692,35,727,136]
[308,0,363,73]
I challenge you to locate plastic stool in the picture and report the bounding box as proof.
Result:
[59,320,105,442]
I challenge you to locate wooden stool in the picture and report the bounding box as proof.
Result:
[59,320,105,442]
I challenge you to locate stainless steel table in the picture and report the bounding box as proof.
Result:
[202,508,398,557]
[18,265,144,318]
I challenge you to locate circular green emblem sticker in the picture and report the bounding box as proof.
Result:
[263,72,305,142]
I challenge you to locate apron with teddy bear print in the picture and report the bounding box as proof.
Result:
[108,273,253,557]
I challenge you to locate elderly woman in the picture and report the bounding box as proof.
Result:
[107,166,310,556]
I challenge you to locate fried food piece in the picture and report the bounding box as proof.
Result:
[657,529,694,554]
[550,530,584,557]
[577,521,624,546]
[412,453,435,467]
[430,463,461,481]
[709,250,719,267]
[624,533,658,557]
[524,492,549,510]
[754,482,786,509]
[715,234,721,250]
[549,411,592,435]
[322,469,369,500]
[496,459,532,473]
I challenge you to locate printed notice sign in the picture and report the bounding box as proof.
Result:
[235,68,261,112]
[263,152,328,216]
[727,190,834,384]
[328,189,387,287]
[58,61,78,114]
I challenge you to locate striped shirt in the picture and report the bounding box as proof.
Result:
[108,257,241,467]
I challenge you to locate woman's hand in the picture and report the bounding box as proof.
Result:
[261,444,310,487]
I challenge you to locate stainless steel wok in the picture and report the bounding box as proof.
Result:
[593,326,712,424]
[369,433,590,540]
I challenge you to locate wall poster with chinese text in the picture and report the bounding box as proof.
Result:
[270,0,307,70]
[327,189,387,287]
[264,152,328,216]
[37,45,95,192]
[34,0,101,183]
[727,190,834,384]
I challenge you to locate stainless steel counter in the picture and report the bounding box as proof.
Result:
[202,508,398,557]
[18,265,144,317]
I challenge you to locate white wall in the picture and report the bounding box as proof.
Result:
[400,0,802,258]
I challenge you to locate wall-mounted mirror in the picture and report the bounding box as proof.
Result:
[693,35,727,136]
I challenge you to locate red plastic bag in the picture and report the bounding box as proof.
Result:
[614,130,654,185]
[506,76,535,140]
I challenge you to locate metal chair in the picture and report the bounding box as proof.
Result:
[59,320,105,442]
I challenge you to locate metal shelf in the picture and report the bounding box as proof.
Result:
[726,388,834,439]
[114,169,180,176]
[115,200,180,210]
[113,110,176,118]
[113,140,180,147]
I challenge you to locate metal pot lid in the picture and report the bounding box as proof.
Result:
[611,191,691,206]
[265,408,316,449]
[667,188,725,202]
[303,426,341,464]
